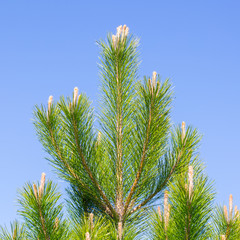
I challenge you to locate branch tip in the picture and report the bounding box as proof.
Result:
[157,206,162,221]
[224,205,228,222]
[90,213,94,230]
[164,190,169,230]
[181,121,186,141]
[74,87,79,105]
[85,232,91,240]
[47,96,53,119]
[229,194,233,220]
[33,183,38,200]
[39,172,46,199]
[152,71,157,87]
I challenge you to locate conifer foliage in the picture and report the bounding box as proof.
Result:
[32,24,200,238]
[0,26,238,239]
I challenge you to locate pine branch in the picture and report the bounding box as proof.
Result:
[70,110,117,219]
[18,173,70,240]
[129,123,189,215]
[0,221,27,240]
[213,195,240,240]
[123,82,154,215]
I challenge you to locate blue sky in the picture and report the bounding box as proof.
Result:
[0,1,239,225]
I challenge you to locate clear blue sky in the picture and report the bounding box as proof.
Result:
[0,1,239,225]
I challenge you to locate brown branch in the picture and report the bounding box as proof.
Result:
[130,150,184,214]
[34,192,49,240]
[116,65,124,221]
[47,122,106,212]
[71,116,118,219]
[225,223,231,239]
[39,209,49,240]
[186,198,191,239]
[123,92,153,215]
[47,123,81,182]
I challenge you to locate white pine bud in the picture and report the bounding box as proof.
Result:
[85,232,91,240]
[98,132,101,143]
[73,87,79,105]
[234,205,238,215]
[48,96,53,110]
[90,213,94,230]
[33,184,38,200]
[229,194,233,220]
[55,217,59,229]
[116,25,123,38]
[221,235,226,240]
[181,121,186,142]
[164,190,169,230]
[39,172,46,199]
[224,205,228,222]
[236,210,239,219]
[121,25,127,40]
[165,203,170,229]
[47,95,53,119]
[157,206,162,221]
[234,205,239,218]
[152,71,157,88]
[112,35,117,49]
[125,27,129,37]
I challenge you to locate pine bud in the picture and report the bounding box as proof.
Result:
[236,211,239,219]
[224,205,228,222]
[121,25,127,40]
[55,217,59,229]
[90,213,94,230]
[112,35,117,49]
[188,165,194,198]
[165,203,170,229]
[116,25,123,38]
[39,172,46,199]
[152,71,157,88]
[33,184,38,200]
[115,25,129,43]
[221,235,226,240]
[73,87,79,105]
[181,121,186,142]
[234,205,238,215]
[85,232,91,240]
[47,96,53,119]
[157,206,162,221]
[229,194,233,220]
[125,27,129,37]
[164,190,169,230]
[98,132,101,143]
[234,205,239,218]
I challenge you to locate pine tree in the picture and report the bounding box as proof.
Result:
[32,25,200,239]
[1,25,239,240]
